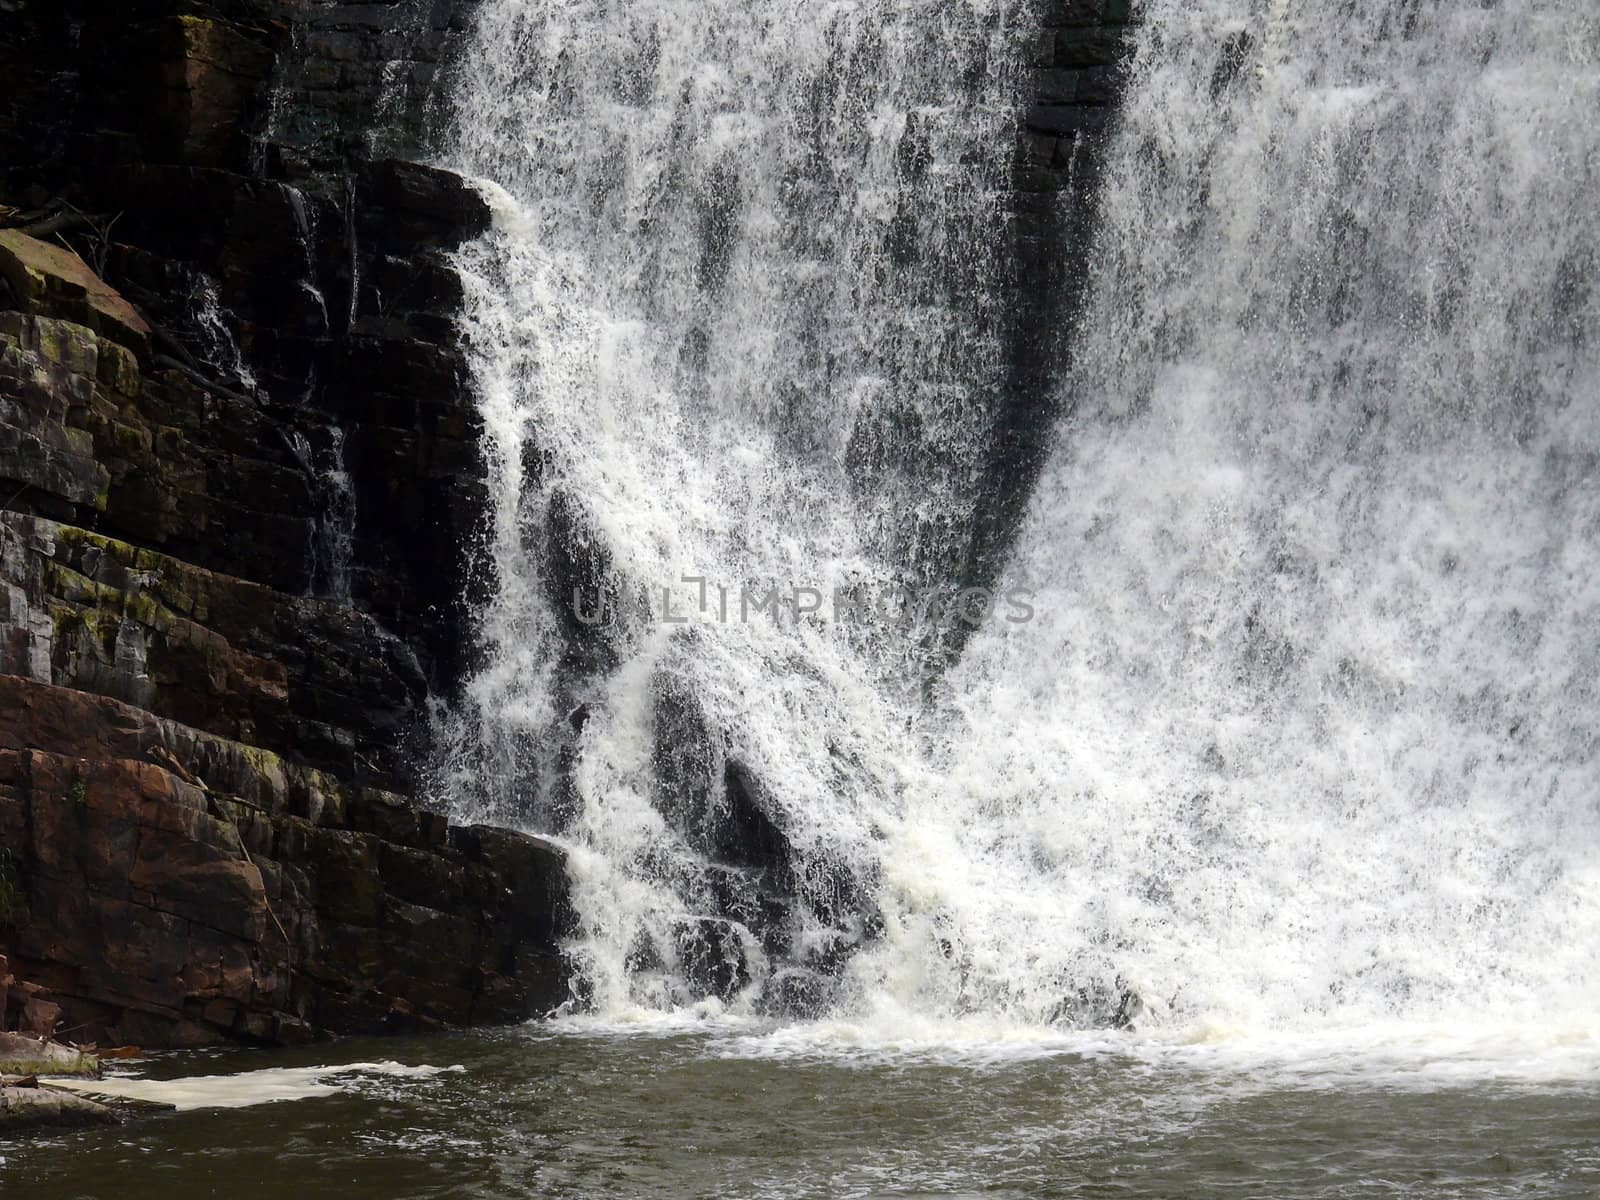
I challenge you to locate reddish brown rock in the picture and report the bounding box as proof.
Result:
[19,996,59,1036]
[0,676,571,1048]
[152,15,277,166]
[0,232,152,359]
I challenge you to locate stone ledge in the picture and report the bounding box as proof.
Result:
[0,231,152,359]
[0,1083,121,1130]
[0,675,572,1048]
[0,511,425,786]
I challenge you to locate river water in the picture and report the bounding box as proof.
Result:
[5,1022,1599,1197]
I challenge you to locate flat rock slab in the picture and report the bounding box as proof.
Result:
[40,1079,177,1118]
[0,1034,101,1079]
[0,229,152,357]
[0,1085,121,1131]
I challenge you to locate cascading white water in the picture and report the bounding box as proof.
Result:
[443,0,1033,1014]
[189,272,259,392]
[443,0,1600,1043]
[861,0,1600,1038]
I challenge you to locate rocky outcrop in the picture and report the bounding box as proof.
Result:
[1,0,494,683]
[0,0,575,1049]
[0,1031,100,1077]
[0,507,427,787]
[0,1083,123,1131]
[644,665,877,1015]
[0,232,153,357]
[0,674,569,1046]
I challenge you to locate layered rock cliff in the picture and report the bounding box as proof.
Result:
[0,0,571,1048]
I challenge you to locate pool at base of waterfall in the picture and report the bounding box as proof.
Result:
[5,1022,1598,1198]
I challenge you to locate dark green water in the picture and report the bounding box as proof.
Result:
[4,1024,1598,1198]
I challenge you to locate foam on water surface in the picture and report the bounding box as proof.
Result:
[49,1062,461,1111]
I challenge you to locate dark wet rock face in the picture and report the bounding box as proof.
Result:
[0,0,575,1048]
[543,489,628,674]
[2,1,497,688]
[672,917,751,1004]
[717,760,792,877]
[651,676,793,882]
[757,968,833,1021]
[965,0,1137,607]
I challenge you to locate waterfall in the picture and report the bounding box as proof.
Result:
[443,0,1037,1016]
[188,272,259,392]
[442,0,1600,1040]
[868,0,1600,1037]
